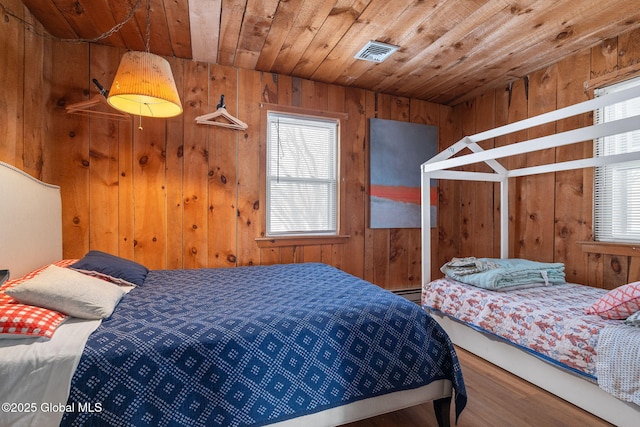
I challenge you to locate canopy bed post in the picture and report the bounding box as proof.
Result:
[500,177,509,259]
[421,136,510,284]
[421,170,433,285]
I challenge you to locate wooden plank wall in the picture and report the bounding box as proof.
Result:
[0,0,50,178]
[447,27,640,288]
[4,1,640,290]
[0,4,451,290]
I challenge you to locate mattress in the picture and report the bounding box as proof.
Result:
[61,263,466,426]
[422,277,620,378]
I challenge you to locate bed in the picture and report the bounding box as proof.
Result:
[418,84,640,426]
[0,161,466,427]
[422,271,640,427]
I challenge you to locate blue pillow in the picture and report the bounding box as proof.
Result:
[70,251,149,287]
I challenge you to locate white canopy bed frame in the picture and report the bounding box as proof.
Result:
[420,85,640,426]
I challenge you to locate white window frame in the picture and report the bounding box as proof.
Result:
[265,111,340,237]
[594,76,640,243]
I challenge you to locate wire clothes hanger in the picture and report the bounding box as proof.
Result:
[195,95,248,130]
[65,79,131,121]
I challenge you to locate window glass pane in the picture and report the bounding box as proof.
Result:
[268,179,336,234]
[266,112,338,236]
[594,77,640,242]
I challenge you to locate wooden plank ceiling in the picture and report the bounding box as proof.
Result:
[18,0,640,105]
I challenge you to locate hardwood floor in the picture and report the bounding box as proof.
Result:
[342,347,613,427]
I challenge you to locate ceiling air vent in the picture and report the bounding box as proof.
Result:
[354,41,399,63]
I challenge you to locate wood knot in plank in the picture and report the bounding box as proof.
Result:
[556,29,573,40]
[610,257,622,274]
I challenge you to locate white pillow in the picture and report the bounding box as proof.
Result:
[5,265,126,320]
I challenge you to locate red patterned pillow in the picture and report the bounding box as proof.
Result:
[586,281,640,320]
[0,303,67,338]
[0,260,75,338]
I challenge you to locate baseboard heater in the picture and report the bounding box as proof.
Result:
[392,287,422,305]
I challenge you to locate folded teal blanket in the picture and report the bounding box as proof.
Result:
[441,257,565,290]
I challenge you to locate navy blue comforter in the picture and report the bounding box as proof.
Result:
[62,263,465,426]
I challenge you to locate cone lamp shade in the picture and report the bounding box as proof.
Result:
[108,51,183,118]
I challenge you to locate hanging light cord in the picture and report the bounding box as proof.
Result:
[137,0,152,130]
[0,0,142,44]
[144,0,151,52]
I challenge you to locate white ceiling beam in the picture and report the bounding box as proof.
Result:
[188,0,222,63]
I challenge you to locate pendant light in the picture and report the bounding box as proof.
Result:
[107,0,182,119]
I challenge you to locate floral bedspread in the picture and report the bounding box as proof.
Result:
[423,278,621,378]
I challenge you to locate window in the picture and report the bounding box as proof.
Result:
[266,111,339,236]
[594,77,640,242]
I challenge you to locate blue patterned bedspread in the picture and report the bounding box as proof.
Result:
[62,263,466,426]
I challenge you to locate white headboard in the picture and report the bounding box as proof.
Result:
[0,162,62,278]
